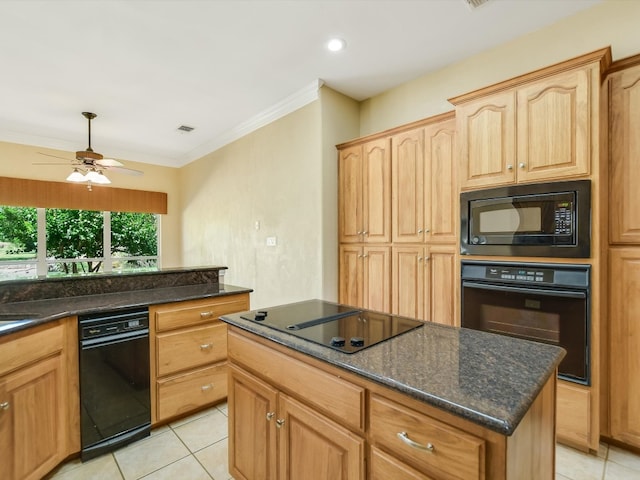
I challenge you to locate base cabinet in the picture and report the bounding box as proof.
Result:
[229,365,365,480]
[227,327,556,480]
[0,319,78,480]
[150,293,250,424]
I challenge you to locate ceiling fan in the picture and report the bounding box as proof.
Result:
[35,112,143,189]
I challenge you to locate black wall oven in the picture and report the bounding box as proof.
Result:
[79,308,151,461]
[461,261,590,385]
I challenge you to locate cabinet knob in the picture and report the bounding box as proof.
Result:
[0,402,9,411]
[417,256,423,262]
[200,311,213,319]
[362,230,368,236]
[362,254,368,258]
[266,412,275,421]
[201,384,213,391]
[425,228,430,233]
[397,432,435,453]
[357,231,363,235]
[418,229,423,234]
[507,164,513,170]
[519,162,526,169]
[276,419,285,428]
[200,343,213,350]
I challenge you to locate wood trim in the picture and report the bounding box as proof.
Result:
[336,111,455,149]
[448,47,612,105]
[0,176,167,214]
[606,52,640,76]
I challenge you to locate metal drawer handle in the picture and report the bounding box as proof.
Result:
[0,402,9,411]
[266,412,275,421]
[397,432,435,453]
[201,384,213,391]
[200,343,213,350]
[200,311,213,318]
[276,419,285,428]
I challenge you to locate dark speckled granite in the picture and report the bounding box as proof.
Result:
[0,282,252,337]
[220,301,565,436]
[0,266,227,303]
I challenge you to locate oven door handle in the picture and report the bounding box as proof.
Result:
[462,281,587,299]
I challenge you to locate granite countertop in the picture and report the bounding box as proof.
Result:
[220,301,566,436]
[0,283,252,337]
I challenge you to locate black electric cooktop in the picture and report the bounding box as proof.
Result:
[240,299,424,354]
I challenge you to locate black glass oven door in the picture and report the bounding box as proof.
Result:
[462,281,588,384]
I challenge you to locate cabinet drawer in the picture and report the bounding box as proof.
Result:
[370,446,434,480]
[228,330,365,432]
[154,294,249,332]
[0,323,64,377]
[370,394,485,480]
[556,381,591,448]
[156,323,227,376]
[157,363,227,420]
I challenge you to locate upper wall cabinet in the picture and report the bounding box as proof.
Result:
[338,138,391,243]
[609,56,640,243]
[392,115,457,244]
[450,48,610,190]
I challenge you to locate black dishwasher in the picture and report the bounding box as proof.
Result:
[79,307,151,461]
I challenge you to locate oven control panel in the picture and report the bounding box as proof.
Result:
[486,266,554,283]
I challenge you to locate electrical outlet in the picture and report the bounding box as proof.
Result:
[266,236,277,246]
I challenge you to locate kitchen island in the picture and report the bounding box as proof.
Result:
[221,300,565,480]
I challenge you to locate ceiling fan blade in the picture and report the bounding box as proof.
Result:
[32,162,74,166]
[38,151,73,161]
[95,158,124,168]
[107,166,144,176]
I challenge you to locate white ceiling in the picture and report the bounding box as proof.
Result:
[0,0,602,169]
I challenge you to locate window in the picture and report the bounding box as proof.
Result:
[0,206,160,280]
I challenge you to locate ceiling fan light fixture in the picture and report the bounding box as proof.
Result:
[66,168,86,182]
[327,38,346,52]
[85,169,111,184]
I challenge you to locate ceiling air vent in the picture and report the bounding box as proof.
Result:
[177,125,195,133]
[464,0,490,9]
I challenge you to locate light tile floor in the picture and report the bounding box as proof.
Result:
[47,401,640,480]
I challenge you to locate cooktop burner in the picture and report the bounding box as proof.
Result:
[240,299,424,353]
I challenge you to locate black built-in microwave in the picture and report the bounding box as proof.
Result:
[460,180,591,258]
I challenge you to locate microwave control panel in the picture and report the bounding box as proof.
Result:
[554,201,573,235]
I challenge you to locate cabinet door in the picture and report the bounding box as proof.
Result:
[339,245,363,308]
[392,246,426,321]
[428,247,457,326]
[609,64,640,243]
[424,119,457,244]
[458,90,516,189]
[338,145,363,243]
[363,246,391,313]
[392,128,425,243]
[609,248,640,448]
[278,394,364,480]
[363,138,392,243]
[228,366,278,480]
[0,355,66,480]
[517,67,592,182]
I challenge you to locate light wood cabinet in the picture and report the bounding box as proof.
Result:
[452,50,607,190]
[149,293,249,424]
[556,381,591,449]
[370,394,485,480]
[608,248,640,448]
[392,116,457,244]
[338,137,391,244]
[228,337,365,480]
[392,245,456,325]
[609,60,640,244]
[339,244,390,312]
[227,326,557,480]
[0,319,78,480]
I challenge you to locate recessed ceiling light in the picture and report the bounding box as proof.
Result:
[327,38,346,52]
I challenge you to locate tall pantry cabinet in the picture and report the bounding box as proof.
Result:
[606,54,640,449]
[338,113,458,325]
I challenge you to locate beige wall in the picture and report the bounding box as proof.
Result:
[359,0,640,136]
[0,141,183,267]
[179,102,327,309]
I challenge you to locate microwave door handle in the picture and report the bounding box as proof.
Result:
[462,281,586,299]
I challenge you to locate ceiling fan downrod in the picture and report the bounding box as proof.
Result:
[82,112,97,152]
